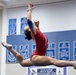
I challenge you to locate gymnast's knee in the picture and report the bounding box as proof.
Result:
[19,61,28,67]
[51,60,64,67]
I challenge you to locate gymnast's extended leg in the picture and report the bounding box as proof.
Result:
[31,55,76,69]
[1,42,33,67]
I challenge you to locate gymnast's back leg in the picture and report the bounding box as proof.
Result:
[31,55,76,69]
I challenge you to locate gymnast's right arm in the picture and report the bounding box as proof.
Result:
[27,18,37,35]
[27,19,35,33]
[27,4,37,35]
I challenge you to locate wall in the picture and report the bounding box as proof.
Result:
[0,10,2,35]
[6,1,76,33]
[0,9,2,75]
[1,0,76,75]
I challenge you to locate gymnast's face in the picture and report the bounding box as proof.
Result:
[24,21,39,40]
[24,26,32,40]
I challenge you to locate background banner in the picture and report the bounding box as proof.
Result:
[6,30,76,63]
[28,66,66,75]
[8,18,17,35]
[20,17,28,34]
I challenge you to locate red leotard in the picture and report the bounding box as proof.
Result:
[31,29,48,58]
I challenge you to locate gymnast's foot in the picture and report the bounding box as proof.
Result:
[28,4,35,11]
[1,42,12,50]
[72,61,76,69]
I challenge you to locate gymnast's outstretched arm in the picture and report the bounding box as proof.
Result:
[27,4,37,35]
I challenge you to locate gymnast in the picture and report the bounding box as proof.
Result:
[1,4,76,69]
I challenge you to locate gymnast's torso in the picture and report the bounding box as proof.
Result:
[31,29,48,58]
